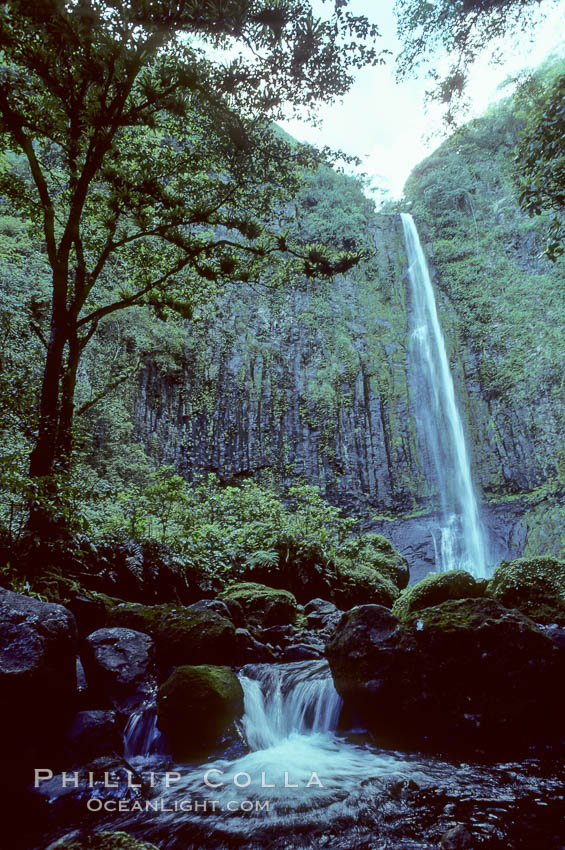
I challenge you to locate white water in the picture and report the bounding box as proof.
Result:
[240,659,343,749]
[401,213,488,578]
[124,704,165,758]
[123,661,419,835]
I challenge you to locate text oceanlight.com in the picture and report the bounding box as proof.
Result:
[86,798,270,813]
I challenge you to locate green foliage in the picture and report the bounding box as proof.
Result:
[404,61,565,410]
[515,71,565,259]
[395,0,558,121]
[0,0,381,532]
[486,555,565,623]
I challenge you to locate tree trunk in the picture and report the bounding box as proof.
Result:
[56,329,80,473]
[27,283,73,541]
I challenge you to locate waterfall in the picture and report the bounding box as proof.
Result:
[124,704,166,758]
[240,660,343,749]
[401,213,488,578]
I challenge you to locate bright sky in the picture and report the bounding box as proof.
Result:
[279,0,565,199]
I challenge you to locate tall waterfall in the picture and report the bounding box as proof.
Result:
[401,213,488,578]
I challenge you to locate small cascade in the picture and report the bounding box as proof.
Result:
[123,705,166,758]
[240,660,343,749]
[401,212,489,578]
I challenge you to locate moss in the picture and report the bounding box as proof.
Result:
[336,533,410,590]
[51,831,158,850]
[219,582,299,627]
[332,563,399,609]
[392,570,483,620]
[109,603,237,666]
[486,556,565,624]
[156,665,244,759]
[406,597,512,632]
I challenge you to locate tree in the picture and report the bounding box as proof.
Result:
[395,0,557,122]
[515,70,565,259]
[0,0,382,537]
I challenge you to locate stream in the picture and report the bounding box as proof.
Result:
[52,659,565,850]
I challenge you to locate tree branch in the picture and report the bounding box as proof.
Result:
[76,357,141,416]
[77,254,196,329]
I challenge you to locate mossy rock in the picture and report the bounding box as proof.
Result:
[156,665,244,758]
[486,556,565,624]
[49,831,158,850]
[332,563,399,610]
[392,570,483,620]
[327,598,563,754]
[108,603,237,668]
[219,582,299,628]
[337,533,410,590]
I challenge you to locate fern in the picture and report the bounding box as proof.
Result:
[244,549,279,570]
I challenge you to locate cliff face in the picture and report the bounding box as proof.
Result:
[135,215,420,514]
[134,102,565,573]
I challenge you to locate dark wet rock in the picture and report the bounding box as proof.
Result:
[219,582,300,628]
[216,596,246,628]
[156,665,244,759]
[64,592,119,638]
[486,556,565,624]
[304,598,342,631]
[327,599,564,753]
[283,642,323,661]
[108,603,237,671]
[440,824,474,849]
[32,756,148,831]
[261,624,296,645]
[234,628,273,663]
[82,628,155,707]
[0,588,77,759]
[189,599,233,620]
[392,570,484,620]
[65,710,123,762]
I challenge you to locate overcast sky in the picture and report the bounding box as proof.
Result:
[279,0,565,199]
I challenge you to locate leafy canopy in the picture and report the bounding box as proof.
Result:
[0,0,383,333]
[395,0,557,122]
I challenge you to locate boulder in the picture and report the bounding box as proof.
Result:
[82,628,155,707]
[486,556,565,624]
[219,582,299,628]
[0,588,78,757]
[327,599,564,753]
[392,570,483,620]
[189,599,233,620]
[440,825,474,849]
[282,641,324,661]
[108,603,237,670]
[234,628,273,663]
[156,665,244,758]
[64,592,119,638]
[65,710,123,762]
[304,598,342,631]
[32,755,147,816]
[332,563,399,610]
